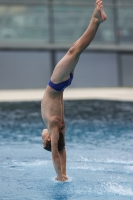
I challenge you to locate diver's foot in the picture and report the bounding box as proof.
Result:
[92,0,107,24]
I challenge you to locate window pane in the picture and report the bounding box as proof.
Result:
[3,1,133,45]
[54,5,94,43]
[94,6,115,43]
[117,0,133,5]
[54,4,115,44]
[117,6,133,44]
[0,5,49,41]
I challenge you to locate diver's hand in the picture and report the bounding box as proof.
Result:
[62,174,68,182]
[55,174,68,182]
[55,175,62,182]
[55,177,59,181]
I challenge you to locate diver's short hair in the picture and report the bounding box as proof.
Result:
[44,140,51,152]
[44,132,65,152]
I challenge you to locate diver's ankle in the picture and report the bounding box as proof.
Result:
[91,17,101,25]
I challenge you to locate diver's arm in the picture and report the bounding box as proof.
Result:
[51,131,62,181]
[59,148,68,181]
[59,148,67,175]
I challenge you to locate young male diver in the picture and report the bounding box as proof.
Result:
[41,0,107,182]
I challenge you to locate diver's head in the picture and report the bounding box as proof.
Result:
[42,129,65,152]
[42,129,51,152]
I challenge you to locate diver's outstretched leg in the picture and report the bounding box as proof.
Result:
[51,0,107,84]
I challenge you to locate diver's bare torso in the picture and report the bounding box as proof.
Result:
[41,86,65,133]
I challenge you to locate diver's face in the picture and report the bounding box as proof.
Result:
[42,129,51,148]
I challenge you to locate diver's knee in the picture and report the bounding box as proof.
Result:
[68,44,80,56]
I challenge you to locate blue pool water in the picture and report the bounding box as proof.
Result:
[0,100,133,200]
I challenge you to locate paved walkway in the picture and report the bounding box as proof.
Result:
[0,88,133,102]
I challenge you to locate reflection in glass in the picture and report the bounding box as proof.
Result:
[0,5,49,41]
[117,6,133,43]
[54,5,94,43]
[0,1,133,45]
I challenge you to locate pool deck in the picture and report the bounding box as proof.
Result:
[0,88,133,102]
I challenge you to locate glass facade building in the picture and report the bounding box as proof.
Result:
[0,0,133,44]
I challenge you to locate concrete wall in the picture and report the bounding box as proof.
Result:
[0,51,50,89]
[56,52,118,87]
[0,51,133,89]
[121,54,133,87]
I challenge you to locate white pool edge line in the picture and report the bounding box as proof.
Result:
[0,88,133,102]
